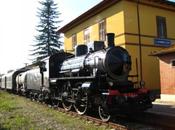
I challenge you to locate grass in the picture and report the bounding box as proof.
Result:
[0,90,109,130]
[0,92,16,112]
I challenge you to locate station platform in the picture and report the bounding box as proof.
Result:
[147,99,175,117]
[139,100,175,129]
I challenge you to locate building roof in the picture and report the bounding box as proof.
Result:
[57,0,175,33]
[150,44,175,56]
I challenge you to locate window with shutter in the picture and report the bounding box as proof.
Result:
[84,28,90,43]
[99,19,106,41]
[72,34,77,49]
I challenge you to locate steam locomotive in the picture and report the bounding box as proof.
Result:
[0,33,152,122]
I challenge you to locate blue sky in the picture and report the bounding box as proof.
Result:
[0,0,174,73]
[58,0,102,27]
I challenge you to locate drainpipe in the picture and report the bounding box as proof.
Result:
[137,0,143,84]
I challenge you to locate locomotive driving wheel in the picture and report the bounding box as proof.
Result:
[62,81,73,111]
[98,105,111,122]
[38,93,44,103]
[74,86,88,115]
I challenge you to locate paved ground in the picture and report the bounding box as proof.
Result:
[147,100,175,117]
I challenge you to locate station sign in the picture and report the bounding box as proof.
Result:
[154,38,171,47]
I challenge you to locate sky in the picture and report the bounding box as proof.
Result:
[0,0,102,74]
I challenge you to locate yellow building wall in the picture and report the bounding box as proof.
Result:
[126,45,161,90]
[123,0,175,90]
[91,23,99,41]
[64,37,72,52]
[106,11,126,45]
[141,47,161,90]
[125,45,140,84]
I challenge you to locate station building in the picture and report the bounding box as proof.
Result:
[58,0,175,93]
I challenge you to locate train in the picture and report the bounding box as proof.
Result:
[0,33,153,122]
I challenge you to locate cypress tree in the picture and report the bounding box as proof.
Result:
[31,0,62,61]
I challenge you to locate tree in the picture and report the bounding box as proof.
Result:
[31,0,62,61]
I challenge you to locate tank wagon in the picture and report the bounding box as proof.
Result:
[1,33,153,122]
[1,70,25,91]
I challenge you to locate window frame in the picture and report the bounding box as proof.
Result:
[99,19,106,41]
[84,27,90,43]
[72,33,77,49]
[156,16,167,39]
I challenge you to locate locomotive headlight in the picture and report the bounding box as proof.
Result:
[108,81,113,86]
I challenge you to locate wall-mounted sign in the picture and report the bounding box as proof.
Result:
[154,38,171,47]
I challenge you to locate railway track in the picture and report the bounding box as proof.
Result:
[55,107,128,130]
[54,105,175,130]
[46,105,159,130]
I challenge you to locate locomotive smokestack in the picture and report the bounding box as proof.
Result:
[107,33,115,47]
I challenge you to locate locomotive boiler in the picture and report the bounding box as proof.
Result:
[59,33,131,81]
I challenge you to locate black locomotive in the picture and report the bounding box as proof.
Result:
[0,33,152,121]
